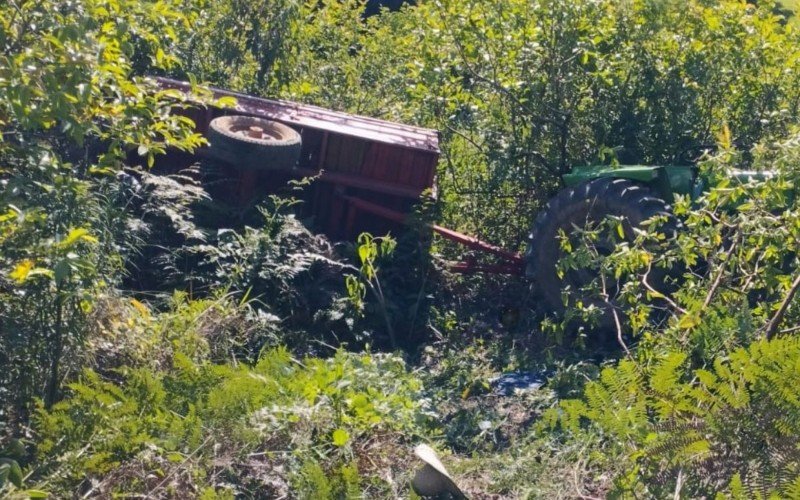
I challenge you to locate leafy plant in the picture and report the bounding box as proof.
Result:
[0,0,209,421]
[177,0,301,92]
[346,233,398,346]
[542,128,800,495]
[549,337,800,497]
[31,332,434,497]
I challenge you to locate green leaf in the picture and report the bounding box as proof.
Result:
[332,429,350,447]
[54,259,72,285]
[677,312,701,330]
[59,228,98,248]
[358,244,371,265]
[350,394,369,409]
[3,439,26,458]
[0,458,23,488]
[10,260,34,283]
[216,96,238,108]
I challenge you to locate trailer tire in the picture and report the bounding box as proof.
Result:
[525,178,677,332]
[207,115,302,170]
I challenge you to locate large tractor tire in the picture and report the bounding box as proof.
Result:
[207,115,302,170]
[525,178,675,328]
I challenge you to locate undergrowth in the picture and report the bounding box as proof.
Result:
[23,299,436,498]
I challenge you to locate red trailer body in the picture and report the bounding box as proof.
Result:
[152,78,523,273]
[155,78,437,239]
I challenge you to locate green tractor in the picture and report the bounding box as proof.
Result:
[524,164,768,321]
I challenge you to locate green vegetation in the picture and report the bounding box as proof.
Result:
[34,308,432,497]
[3,0,800,498]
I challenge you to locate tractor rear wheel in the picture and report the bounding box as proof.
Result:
[525,178,675,330]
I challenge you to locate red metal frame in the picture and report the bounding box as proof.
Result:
[157,78,525,276]
[156,77,439,153]
[293,168,423,199]
[342,195,524,275]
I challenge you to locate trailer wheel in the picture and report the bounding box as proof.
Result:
[207,115,302,170]
[525,178,676,330]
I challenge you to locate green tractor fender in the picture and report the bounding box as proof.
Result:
[562,164,697,202]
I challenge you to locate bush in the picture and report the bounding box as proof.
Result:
[542,128,800,495]
[29,338,435,497]
[177,0,300,92]
[194,198,350,338]
[0,0,207,420]
[87,292,280,371]
[550,337,800,497]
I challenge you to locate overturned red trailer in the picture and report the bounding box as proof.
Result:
[153,78,523,274]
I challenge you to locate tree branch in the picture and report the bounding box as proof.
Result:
[764,272,800,340]
[702,232,739,311]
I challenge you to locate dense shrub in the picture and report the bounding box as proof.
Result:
[541,128,800,495]
[119,166,352,342]
[31,309,434,497]
[86,292,279,370]
[0,0,210,421]
[177,0,300,92]
[194,199,351,337]
[550,337,800,497]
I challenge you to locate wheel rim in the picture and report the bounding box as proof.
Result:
[229,124,285,142]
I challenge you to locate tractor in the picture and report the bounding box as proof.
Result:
[525,164,769,322]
